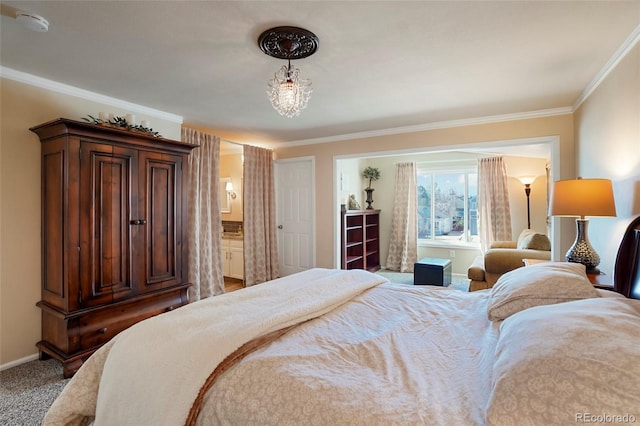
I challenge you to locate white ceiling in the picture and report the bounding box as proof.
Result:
[1,1,639,147]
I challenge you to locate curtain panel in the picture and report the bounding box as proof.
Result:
[182,128,225,301]
[386,162,418,272]
[243,145,279,286]
[477,157,512,252]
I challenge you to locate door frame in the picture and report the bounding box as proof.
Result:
[274,156,317,274]
[333,135,563,268]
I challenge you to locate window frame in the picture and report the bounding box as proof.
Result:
[416,162,479,249]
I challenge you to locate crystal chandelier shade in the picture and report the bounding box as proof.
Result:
[267,62,312,118]
[258,26,319,118]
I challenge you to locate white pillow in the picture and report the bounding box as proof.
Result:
[487,262,600,321]
[487,297,640,424]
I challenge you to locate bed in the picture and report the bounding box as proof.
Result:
[44,217,640,426]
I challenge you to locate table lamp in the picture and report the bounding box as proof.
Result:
[549,177,616,273]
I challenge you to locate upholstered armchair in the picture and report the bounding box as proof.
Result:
[467,230,551,291]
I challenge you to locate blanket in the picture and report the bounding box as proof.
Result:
[43,268,387,426]
[200,283,498,425]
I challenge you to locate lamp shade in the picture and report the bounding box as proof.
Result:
[517,176,537,185]
[549,178,616,218]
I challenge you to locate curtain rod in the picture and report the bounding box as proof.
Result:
[220,138,243,146]
[182,126,242,146]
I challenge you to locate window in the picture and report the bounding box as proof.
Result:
[417,167,478,245]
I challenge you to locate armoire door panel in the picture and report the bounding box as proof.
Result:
[139,152,182,290]
[80,142,137,306]
[42,146,66,306]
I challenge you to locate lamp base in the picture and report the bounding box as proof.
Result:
[566,219,601,274]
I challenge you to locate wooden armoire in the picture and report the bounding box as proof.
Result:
[31,118,196,377]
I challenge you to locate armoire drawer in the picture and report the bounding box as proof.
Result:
[77,289,186,351]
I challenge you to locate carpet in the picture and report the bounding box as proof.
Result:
[376,269,470,292]
[0,358,69,425]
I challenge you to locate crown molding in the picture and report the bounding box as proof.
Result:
[573,23,640,111]
[5,17,637,146]
[0,67,183,124]
[272,22,640,150]
[273,107,572,149]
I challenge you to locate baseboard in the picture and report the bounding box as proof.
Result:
[0,353,39,371]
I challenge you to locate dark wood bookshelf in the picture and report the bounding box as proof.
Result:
[341,209,380,272]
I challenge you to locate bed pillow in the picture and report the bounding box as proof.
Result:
[487,262,599,321]
[487,297,640,424]
[516,229,551,250]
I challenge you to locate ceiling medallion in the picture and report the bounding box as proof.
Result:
[258,26,319,118]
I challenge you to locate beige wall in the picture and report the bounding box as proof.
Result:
[275,115,575,271]
[336,157,365,208]
[504,157,550,236]
[574,41,640,278]
[0,77,182,367]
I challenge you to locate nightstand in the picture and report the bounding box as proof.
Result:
[587,272,614,290]
[522,258,548,267]
[522,259,614,290]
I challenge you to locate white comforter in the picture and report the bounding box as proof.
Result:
[199,282,499,425]
[45,268,501,425]
[43,268,388,425]
[43,267,640,425]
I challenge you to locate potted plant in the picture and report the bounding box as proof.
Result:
[363,167,381,189]
[362,167,381,209]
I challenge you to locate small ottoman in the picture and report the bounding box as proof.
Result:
[414,257,452,286]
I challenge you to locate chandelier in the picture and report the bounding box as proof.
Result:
[258,26,319,118]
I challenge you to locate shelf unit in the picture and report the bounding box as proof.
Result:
[341,209,380,272]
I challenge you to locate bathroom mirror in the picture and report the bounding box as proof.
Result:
[220,177,231,213]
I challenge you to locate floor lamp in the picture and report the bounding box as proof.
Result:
[549,177,616,273]
[518,176,537,229]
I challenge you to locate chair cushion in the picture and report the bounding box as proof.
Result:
[516,229,551,251]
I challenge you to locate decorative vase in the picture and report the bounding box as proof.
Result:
[364,188,375,209]
[566,219,600,273]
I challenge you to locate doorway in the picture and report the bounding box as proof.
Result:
[275,156,316,276]
[220,141,244,288]
[334,136,561,271]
